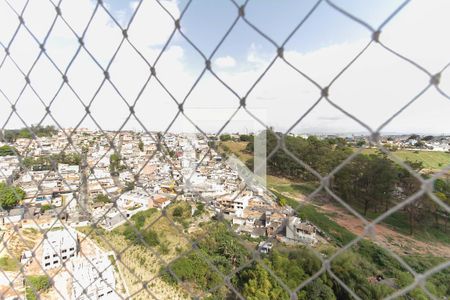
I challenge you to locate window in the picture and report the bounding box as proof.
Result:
[44,255,50,259]
[53,260,58,264]
[69,247,74,251]
[70,254,75,257]
[53,254,58,257]
[62,249,67,253]
[45,263,50,267]
[62,256,67,260]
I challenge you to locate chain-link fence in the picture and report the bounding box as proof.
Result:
[0,0,449,299]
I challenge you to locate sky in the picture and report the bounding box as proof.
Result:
[0,0,449,135]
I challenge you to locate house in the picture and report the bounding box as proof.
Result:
[218,193,250,218]
[69,254,119,300]
[2,207,25,224]
[58,164,79,174]
[285,217,317,245]
[42,228,78,270]
[117,190,152,209]
[20,250,33,265]
[153,195,171,209]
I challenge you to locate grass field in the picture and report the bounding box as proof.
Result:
[78,204,208,300]
[0,228,40,273]
[0,256,20,272]
[362,148,450,170]
[365,210,450,245]
[269,181,318,196]
[218,141,252,162]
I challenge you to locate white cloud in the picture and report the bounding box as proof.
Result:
[214,56,236,68]
[129,1,139,11]
[0,0,449,135]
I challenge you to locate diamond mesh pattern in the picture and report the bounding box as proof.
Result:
[0,0,449,299]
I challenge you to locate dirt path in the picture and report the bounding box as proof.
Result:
[319,203,450,258]
[281,190,450,258]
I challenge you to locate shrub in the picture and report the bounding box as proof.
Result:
[219,134,231,141]
[25,275,50,300]
[172,207,183,217]
[94,194,110,203]
[0,182,25,209]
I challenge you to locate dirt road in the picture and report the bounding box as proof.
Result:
[280,190,450,258]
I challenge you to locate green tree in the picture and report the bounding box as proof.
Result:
[397,160,425,235]
[0,183,25,210]
[246,130,352,181]
[239,264,289,300]
[193,202,205,217]
[0,145,16,156]
[109,153,122,175]
[219,134,231,141]
[172,206,184,217]
[94,194,110,203]
[298,278,336,300]
[333,154,397,215]
[239,134,253,142]
[138,140,144,152]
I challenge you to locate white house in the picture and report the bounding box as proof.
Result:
[117,190,152,209]
[42,228,78,270]
[70,254,119,300]
[58,164,79,174]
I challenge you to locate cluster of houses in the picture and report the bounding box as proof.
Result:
[1,128,322,238]
[341,134,450,152]
[0,128,325,299]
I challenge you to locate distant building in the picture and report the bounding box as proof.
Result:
[58,163,79,174]
[117,190,152,209]
[42,228,78,270]
[153,195,171,209]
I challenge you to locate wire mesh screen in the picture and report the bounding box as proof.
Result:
[0,0,450,299]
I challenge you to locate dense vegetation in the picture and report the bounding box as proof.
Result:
[161,223,251,297]
[122,209,160,246]
[160,213,449,299]
[1,125,57,142]
[22,152,81,171]
[335,156,450,236]
[286,194,449,299]
[245,131,351,180]
[0,182,25,209]
[244,131,450,238]
[0,145,17,156]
